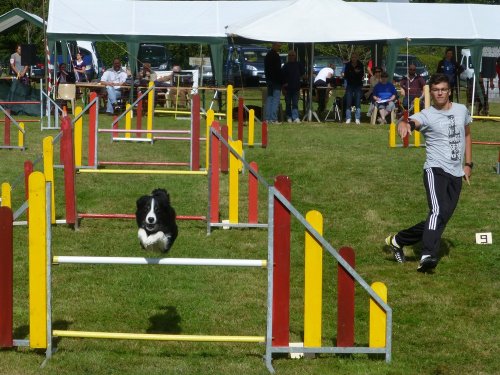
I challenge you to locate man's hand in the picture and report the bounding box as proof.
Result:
[397,119,412,139]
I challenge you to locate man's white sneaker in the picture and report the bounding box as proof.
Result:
[355,119,361,124]
[287,118,293,123]
[345,119,351,124]
[293,118,301,123]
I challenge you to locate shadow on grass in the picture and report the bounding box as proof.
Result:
[147,305,181,334]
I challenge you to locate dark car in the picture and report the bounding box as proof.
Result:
[224,44,269,86]
[393,54,429,82]
[137,43,172,72]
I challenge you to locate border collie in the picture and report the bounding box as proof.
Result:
[135,189,178,253]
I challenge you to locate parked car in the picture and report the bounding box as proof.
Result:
[393,54,429,82]
[137,43,172,76]
[224,44,269,86]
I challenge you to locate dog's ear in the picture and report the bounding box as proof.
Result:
[136,195,150,208]
[152,189,170,205]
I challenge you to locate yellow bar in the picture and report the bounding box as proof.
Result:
[413,97,421,147]
[206,109,214,169]
[43,136,56,224]
[1,182,11,208]
[78,169,207,175]
[369,281,387,348]
[472,115,500,120]
[424,85,430,109]
[53,330,265,343]
[304,210,323,348]
[74,106,83,166]
[228,140,239,224]
[389,123,396,148]
[234,140,243,172]
[227,85,233,139]
[18,122,24,148]
[147,82,154,139]
[248,109,255,146]
[125,103,132,138]
[29,172,47,349]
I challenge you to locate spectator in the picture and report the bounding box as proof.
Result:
[400,63,426,110]
[365,67,382,116]
[314,64,334,115]
[436,48,463,102]
[281,50,305,123]
[264,42,283,124]
[72,53,87,82]
[367,58,374,79]
[344,52,364,124]
[100,57,128,115]
[138,63,157,85]
[167,64,190,108]
[10,45,28,79]
[372,71,397,124]
[57,63,75,84]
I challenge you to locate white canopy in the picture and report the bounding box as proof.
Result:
[225,0,402,43]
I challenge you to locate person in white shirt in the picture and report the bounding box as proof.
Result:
[314,64,334,114]
[100,58,128,114]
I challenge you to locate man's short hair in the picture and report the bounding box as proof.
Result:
[381,71,389,78]
[429,73,450,88]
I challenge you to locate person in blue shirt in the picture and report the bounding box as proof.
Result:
[436,48,463,102]
[372,71,397,124]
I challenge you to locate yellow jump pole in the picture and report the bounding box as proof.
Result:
[369,281,388,348]
[233,140,243,172]
[74,106,83,166]
[226,85,233,139]
[206,109,214,170]
[125,103,132,138]
[413,98,421,147]
[304,210,323,349]
[424,85,430,109]
[1,182,11,208]
[147,81,154,140]
[248,109,255,147]
[18,122,24,149]
[28,171,47,349]
[228,140,239,224]
[389,123,396,148]
[42,136,55,224]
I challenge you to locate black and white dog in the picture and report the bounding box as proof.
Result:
[135,189,178,253]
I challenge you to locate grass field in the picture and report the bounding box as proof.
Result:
[0,99,499,375]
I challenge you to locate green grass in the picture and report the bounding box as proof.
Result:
[0,104,499,375]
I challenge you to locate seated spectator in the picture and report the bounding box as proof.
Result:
[100,58,128,115]
[72,53,87,82]
[365,67,382,116]
[167,65,190,108]
[372,71,397,124]
[56,63,75,84]
[138,63,157,86]
[314,64,334,114]
[399,63,426,110]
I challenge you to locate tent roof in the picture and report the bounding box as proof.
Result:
[225,0,402,43]
[47,0,290,44]
[0,8,44,33]
[352,2,500,46]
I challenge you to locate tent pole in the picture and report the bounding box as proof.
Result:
[308,43,314,122]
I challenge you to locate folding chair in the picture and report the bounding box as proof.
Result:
[57,84,77,114]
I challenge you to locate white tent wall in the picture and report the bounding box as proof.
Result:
[46,0,290,83]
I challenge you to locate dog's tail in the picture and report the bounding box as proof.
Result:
[152,188,170,204]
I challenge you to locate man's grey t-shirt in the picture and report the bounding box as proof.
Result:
[411,103,471,177]
[10,52,23,74]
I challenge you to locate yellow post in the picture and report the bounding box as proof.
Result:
[424,85,430,109]
[147,81,154,139]
[1,182,11,208]
[125,104,132,138]
[227,85,233,139]
[228,141,239,224]
[413,97,421,147]
[18,122,24,148]
[389,123,396,148]
[248,109,255,147]
[74,106,83,166]
[304,210,323,348]
[369,281,388,348]
[43,136,56,224]
[206,109,214,169]
[28,171,47,349]
[233,140,243,172]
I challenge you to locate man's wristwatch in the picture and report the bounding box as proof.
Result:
[465,162,474,169]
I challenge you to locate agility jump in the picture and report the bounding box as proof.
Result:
[0,108,26,150]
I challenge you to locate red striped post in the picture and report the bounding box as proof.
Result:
[238,97,244,142]
[248,162,258,224]
[61,117,77,228]
[88,92,97,167]
[191,94,200,171]
[262,121,268,148]
[272,175,291,347]
[112,116,119,138]
[403,110,409,148]
[24,160,33,221]
[220,124,229,173]
[0,207,13,347]
[337,246,355,347]
[4,109,11,146]
[136,89,143,138]
[209,122,220,224]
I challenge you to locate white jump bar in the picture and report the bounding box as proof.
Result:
[53,256,267,268]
